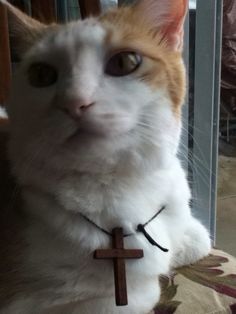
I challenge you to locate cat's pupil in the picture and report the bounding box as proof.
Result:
[118,57,124,69]
[105,51,142,77]
[28,63,58,88]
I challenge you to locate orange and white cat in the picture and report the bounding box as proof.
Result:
[0,0,211,313]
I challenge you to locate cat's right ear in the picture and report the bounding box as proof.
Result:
[0,0,47,59]
[133,0,188,51]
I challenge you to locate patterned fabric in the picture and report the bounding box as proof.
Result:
[153,249,236,314]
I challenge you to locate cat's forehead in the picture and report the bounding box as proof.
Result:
[40,19,107,53]
[62,19,106,45]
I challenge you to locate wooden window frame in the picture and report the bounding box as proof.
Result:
[31,0,56,23]
[78,0,101,19]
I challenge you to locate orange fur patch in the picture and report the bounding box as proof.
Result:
[100,7,186,117]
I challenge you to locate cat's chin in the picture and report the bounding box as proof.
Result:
[67,124,133,143]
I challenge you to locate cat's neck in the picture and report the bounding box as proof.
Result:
[17,153,191,254]
[22,157,180,226]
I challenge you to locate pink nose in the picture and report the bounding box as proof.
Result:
[65,99,94,119]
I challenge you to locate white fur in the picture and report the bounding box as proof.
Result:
[4,16,211,314]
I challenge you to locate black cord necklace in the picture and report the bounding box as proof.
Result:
[79,206,168,252]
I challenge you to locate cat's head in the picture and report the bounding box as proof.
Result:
[2,0,187,181]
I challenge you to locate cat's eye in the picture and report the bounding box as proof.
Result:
[28,63,58,88]
[105,51,142,77]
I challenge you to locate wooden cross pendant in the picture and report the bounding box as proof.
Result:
[94,228,144,306]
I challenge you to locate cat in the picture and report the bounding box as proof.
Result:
[0,0,211,313]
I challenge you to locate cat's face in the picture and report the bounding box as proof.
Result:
[4,0,187,179]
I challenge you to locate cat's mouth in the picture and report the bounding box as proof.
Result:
[67,114,135,141]
[68,127,109,141]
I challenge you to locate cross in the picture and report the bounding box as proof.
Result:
[94,228,144,306]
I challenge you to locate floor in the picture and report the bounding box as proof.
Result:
[216,154,236,256]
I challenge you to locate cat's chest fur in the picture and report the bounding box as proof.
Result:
[56,170,169,226]
[21,159,188,303]
[26,161,179,235]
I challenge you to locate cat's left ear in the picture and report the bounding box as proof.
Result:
[0,0,47,58]
[134,0,188,51]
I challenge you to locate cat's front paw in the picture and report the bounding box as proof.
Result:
[171,218,211,268]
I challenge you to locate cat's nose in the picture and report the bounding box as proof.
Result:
[65,99,95,119]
